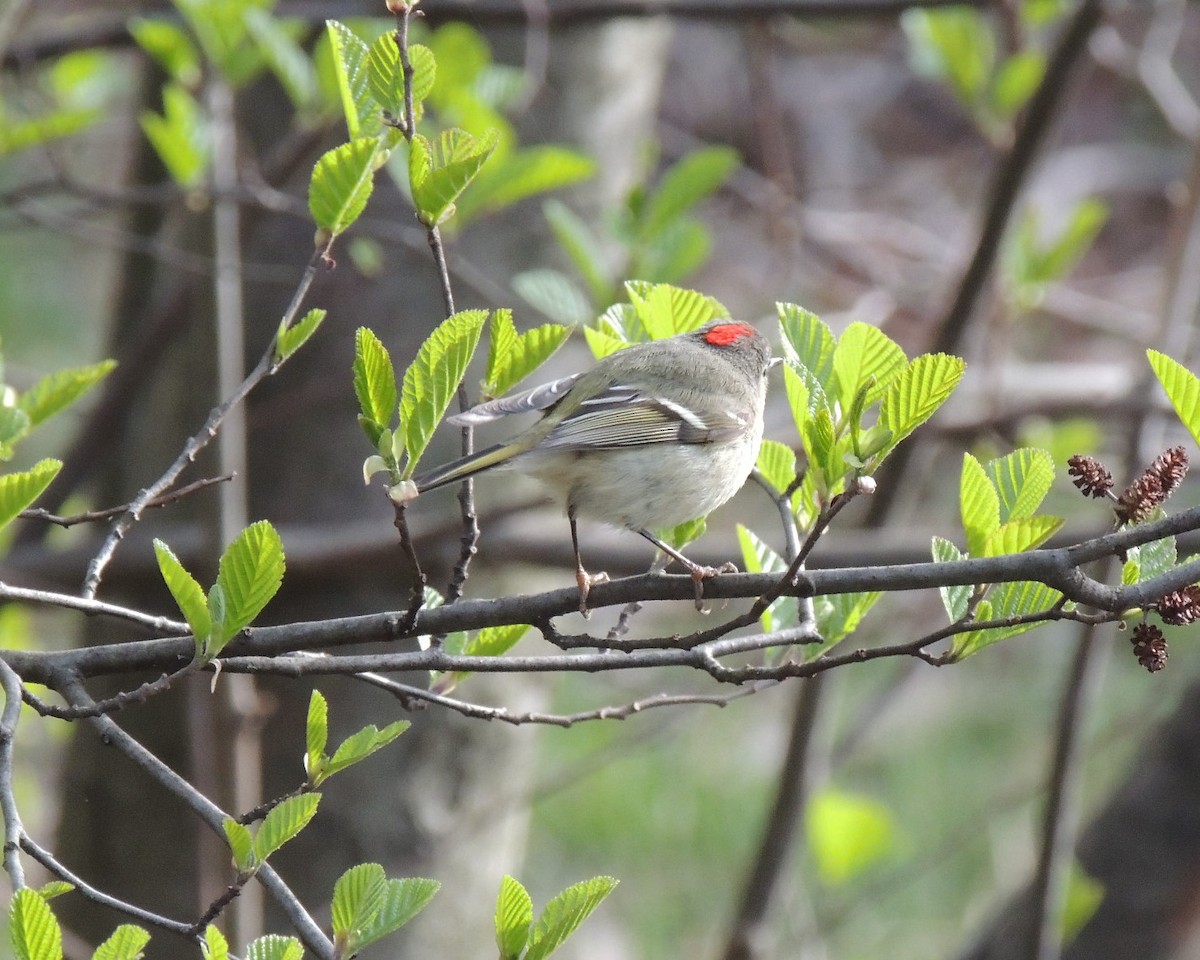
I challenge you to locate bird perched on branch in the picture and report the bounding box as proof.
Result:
[413,320,775,613]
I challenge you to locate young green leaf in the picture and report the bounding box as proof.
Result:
[201,925,230,960]
[635,217,711,284]
[153,539,212,644]
[0,405,31,460]
[628,283,727,339]
[1148,349,1200,450]
[582,325,629,361]
[35,883,73,902]
[932,536,971,621]
[1123,536,1177,586]
[806,787,895,885]
[483,311,572,397]
[495,875,534,960]
[820,590,882,646]
[992,49,1044,116]
[243,935,303,960]
[139,84,209,188]
[877,353,965,457]
[353,327,398,429]
[456,146,596,223]
[511,270,591,327]
[332,863,388,946]
[244,9,317,110]
[777,302,836,390]
[984,447,1055,522]
[323,720,411,781]
[309,137,382,236]
[950,580,1063,658]
[10,889,62,960]
[736,524,798,634]
[524,876,618,960]
[978,514,1064,557]
[254,794,320,861]
[409,128,500,226]
[0,458,60,528]
[224,818,255,873]
[830,322,907,412]
[129,18,201,87]
[305,689,329,779]
[959,453,1000,557]
[18,360,116,428]
[640,146,738,239]
[755,439,798,497]
[353,877,441,951]
[91,925,150,960]
[325,20,374,138]
[543,199,611,305]
[274,308,325,364]
[209,520,286,651]
[367,30,403,117]
[399,309,489,474]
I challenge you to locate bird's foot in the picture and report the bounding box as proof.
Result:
[685,561,738,613]
[576,567,610,617]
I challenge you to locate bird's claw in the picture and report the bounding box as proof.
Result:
[576,568,609,617]
[688,562,738,613]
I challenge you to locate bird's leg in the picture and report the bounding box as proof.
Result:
[638,529,737,612]
[570,510,608,616]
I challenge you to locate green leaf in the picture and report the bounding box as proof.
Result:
[951,579,1063,658]
[582,324,629,361]
[543,199,611,305]
[830,322,907,412]
[1148,349,1200,450]
[820,590,882,646]
[244,9,317,110]
[495,876,534,960]
[0,459,62,530]
[331,863,387,947]
[1123,537,1177,586]
[467,624,530,659]
[484,310,572,397]
[325,20,375,138]
[254,794,320,861]
[367,30,404,116]
[777,303,835,390]
[139,83,208,188]
[10,889,62,960]
[902,6,994,107]
[35,883,73,902]
[1061,862,1104,943]
[932,536,972,621]
[1039,198,1109,285]
[755,439,798,496]
[18,359,115,428]
[993,50,1044,116]
[354,877,441,951]
[960,453,1000,557]
[399,309,489,473]
[153,539,212,644]
[92,925,150,960]
[511,269,592,326]
[979,514,1064,556]
[0,108,100,158]
[878,353,965,457]
[409,128,500,226]
[984,447,1056,522]
[275,308,325,363]
[209,520,286,651]
[457,146,596,223]
[806,787,895,886]
[129,18,201,87]
[243,935,303,960]
[0,405,31,460]
[634,217,711,285]
[737,524,797,634]
[305,689,328,780]
[353,327,398,429]
[524,877,618,960]
[324,720,411,780]
[223,818,255,873]
[627,282,727,339]
[309,137,382,236]
[201,925,229,960]
[640,146,738,239]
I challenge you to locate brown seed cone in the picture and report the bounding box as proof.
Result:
[1131,623,1169,673]
[1115,446,1190,524]
[1156,585,1200,625]
[1067,455,1113,498]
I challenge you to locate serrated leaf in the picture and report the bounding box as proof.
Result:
[783,361,829,438]
[543,199,611,305]
[457,146,596,223]
[223,818,254,873]
[524,877,618,960]
[201,925,229,960]
[806,788,895,885]
[325,720,410,780]
[820,590,882,646]
[399,309,488,473]
[484,311,572,397]
[305,689,328,778]
[91,925,150,960]
[0,459,61,530]
[309,137,381,235]
[737,524,798,634]
[878,353,964,457]
[367,30,404,116]
[932,536,971,621]
[511,270,591,327]
[275,308,325,363]
[756,439,798,496]
[640,146,738,239]
[153,539,211,643]
[950,580,1062,657]
[636,217,711,284]
[1125,537,1177,586]
[831,322,907,411]
[139,83,208,188]
[777,302,836,390]
[10,889,62,960]
[582,325,628,360]
[805,405,837,482]
[355,877,441,951]
[18,360,115,428]
[35,883,73,902]
[332,863,387,942]
[409,128,499,226]
[1039,198,1108,285]
[658,517,707,551]
[244,935,303,960]
[209,520,286,651]
[244,9,316,110]
[130,18,201,87]
[1148,350,1200,450]
[495,876,533,960]
[353,327,398,428]
[979,514,1064,556]
[467,624,530,658]
[984,448,1055,522]
[255,794,320,861]
[325,20,374,138]
[627,282,727,339]
[0,405,31,459]
[960,453,999,556]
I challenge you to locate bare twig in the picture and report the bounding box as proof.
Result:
[18,475,233,528]
[0,659,26,890]
[0,581,190,635]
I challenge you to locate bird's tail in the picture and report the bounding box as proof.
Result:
[413,441,521,493]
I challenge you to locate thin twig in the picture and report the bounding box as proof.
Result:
[0,659,26,890]
[18,475,234,528]
[21,661,202,719]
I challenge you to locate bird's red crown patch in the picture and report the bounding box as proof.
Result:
[704,322,757,347]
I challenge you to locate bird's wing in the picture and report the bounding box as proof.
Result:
[447,372,584,426]
[539,384,749,450]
